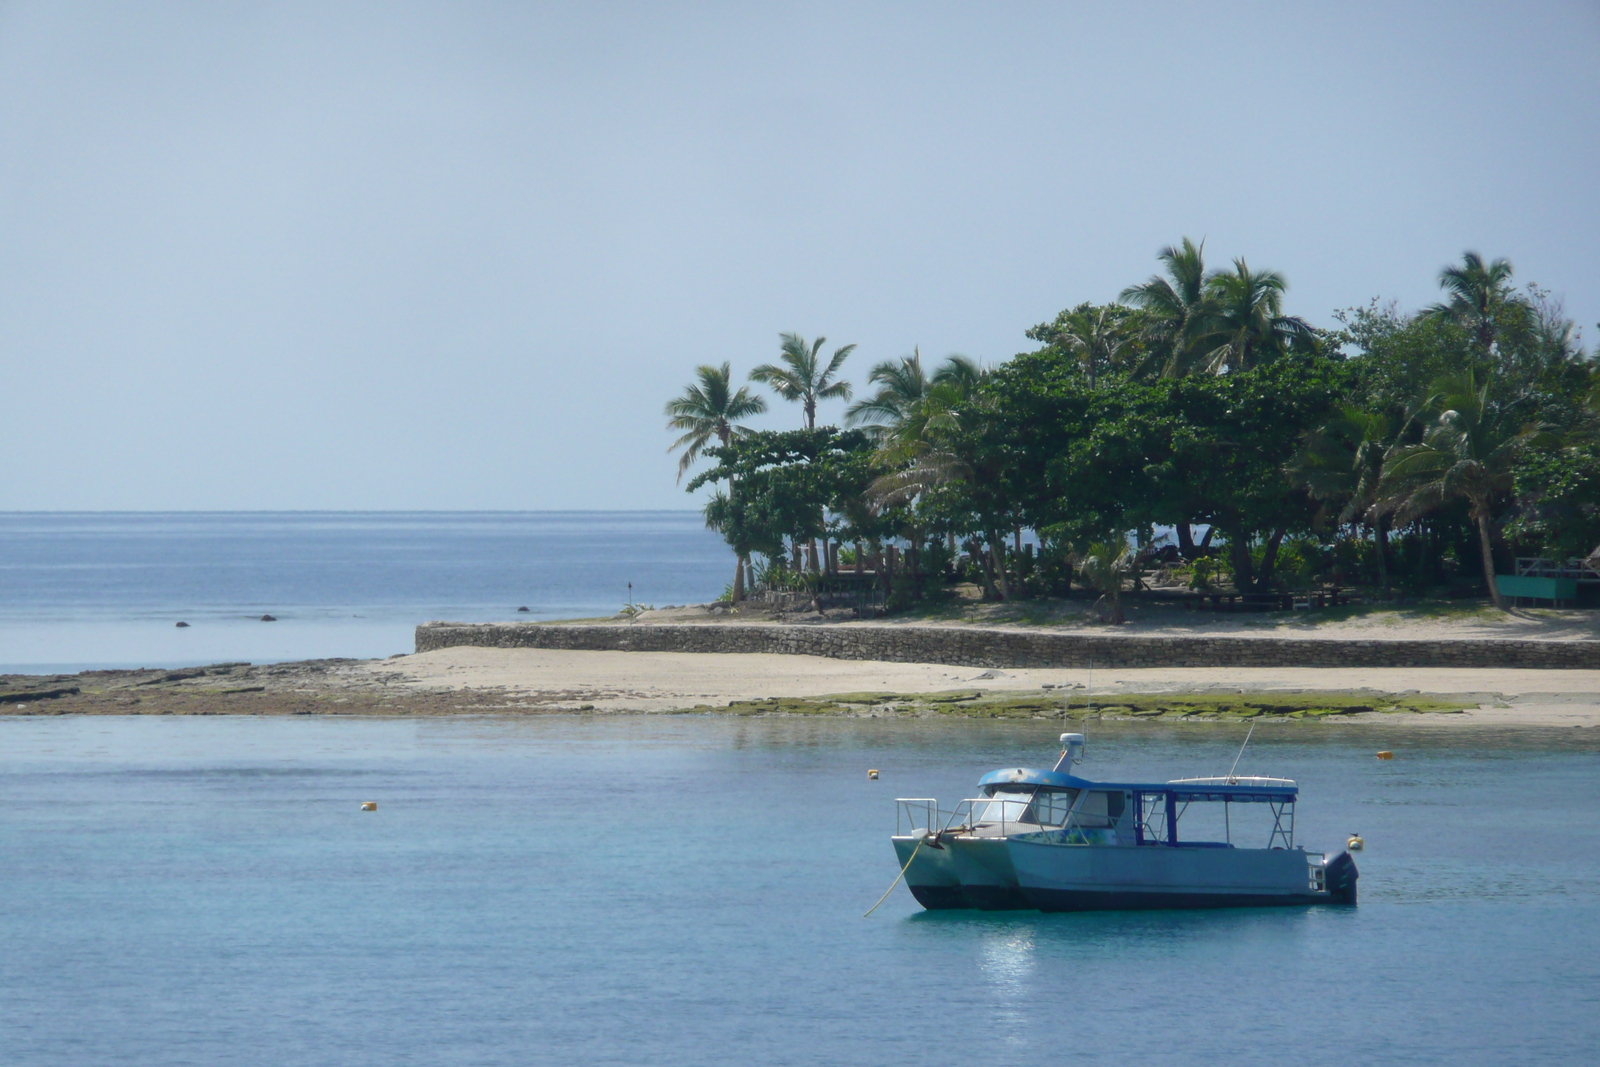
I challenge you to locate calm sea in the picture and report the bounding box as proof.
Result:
[1,716,1596,1066]
[0,512,731,672]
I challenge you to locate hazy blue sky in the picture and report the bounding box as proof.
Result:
[3,2,1596,510]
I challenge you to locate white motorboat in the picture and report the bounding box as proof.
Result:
[890,733,1358,911]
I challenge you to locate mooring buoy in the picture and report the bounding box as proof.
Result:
[1376,750,1394,760]
[867,769,880,780]
[1347,833,1364,851]
[360,802,377,811]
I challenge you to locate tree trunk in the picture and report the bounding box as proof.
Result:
[1197,525,1214,551]
[1374,516,1390,594]
[791,541,802,572]
[1175,523,1196,560]
[977,538,999,600]
[991,535,1010,600]
[854,541,864,576]
[1227,534,1255,593]
[732,555,746,603]
[1476,508,1505,610]
[1256,528,1286,591]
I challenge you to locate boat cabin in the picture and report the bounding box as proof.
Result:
[951,766,1300,849]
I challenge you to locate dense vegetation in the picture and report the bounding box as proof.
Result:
[667,245,1594,614]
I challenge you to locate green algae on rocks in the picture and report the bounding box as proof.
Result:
[703,690,1473,720]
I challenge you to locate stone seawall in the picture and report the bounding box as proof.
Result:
[414,622,1600,670]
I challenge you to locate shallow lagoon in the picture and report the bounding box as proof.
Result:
[2,716,1597,1066]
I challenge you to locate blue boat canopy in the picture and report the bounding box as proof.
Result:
[978,767,1298,803]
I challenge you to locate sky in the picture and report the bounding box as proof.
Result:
[2,1,1597,511]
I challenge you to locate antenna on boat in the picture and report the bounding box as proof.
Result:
[1225,721,1256,784]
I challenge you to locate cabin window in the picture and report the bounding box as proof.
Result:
[1026,789,1081,827]
[1069,790,1127,829]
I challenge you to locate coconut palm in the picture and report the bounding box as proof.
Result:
[750,332,856,429]
[1199,259,1313,374]
[1120,237,1212,377]
[1287,405,1399,589]
[1427,252,1514,354]
[1075,540,1136,624]
[664,362,768,481]
[1056,305,1138,389]
[1376,370,1552,610]
[845,348,928,437]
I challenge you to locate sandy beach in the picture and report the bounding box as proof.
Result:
[5,641,1599,727]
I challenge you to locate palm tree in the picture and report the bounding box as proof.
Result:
[1199,259,1313,374]
[750,332,855,429]
[1056,305,1137,389]
[1288,405,1398,590]
[1427,251,1514,355]
[845,348,928,437]
[1075,540,1136,624]
[869,364,1015,598]
[1376,370,1551,610]
[1120,237,1212,377]
[664,363,768,481]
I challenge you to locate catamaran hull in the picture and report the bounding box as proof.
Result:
[891,835,967,910]
[1008,843,1358,912]
[945,837,1030,910]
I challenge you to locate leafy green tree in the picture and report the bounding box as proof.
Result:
[690,428,880,584]
[750,333,856,430]
[664,363,768,480]
[1025,303,1150,387]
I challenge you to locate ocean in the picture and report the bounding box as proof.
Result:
[3,512,1598,1065]
[0,512,732,672]
[1,715,1596,1066]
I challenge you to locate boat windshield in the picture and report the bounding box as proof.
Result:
[974,789,1035,825]
[974,787,1086,827]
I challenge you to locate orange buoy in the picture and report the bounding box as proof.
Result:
[360,802,377,811]
[867,769,880,780]
[1376,750,1394,760]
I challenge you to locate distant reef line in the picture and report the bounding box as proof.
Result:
[414,622,1600,671]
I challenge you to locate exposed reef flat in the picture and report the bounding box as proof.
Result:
[3,647,1597,727]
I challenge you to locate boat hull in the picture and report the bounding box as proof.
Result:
[891,835,966,910]
[1008,841,1357,912]
[945,837,1030,910]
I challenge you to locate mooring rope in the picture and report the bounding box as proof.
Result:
[863,833,927,917]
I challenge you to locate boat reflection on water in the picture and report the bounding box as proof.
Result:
[890,733,1359,912]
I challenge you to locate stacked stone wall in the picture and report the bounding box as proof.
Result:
[414,622,1600,670]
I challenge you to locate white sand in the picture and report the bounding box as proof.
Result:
[358,646,1600,727]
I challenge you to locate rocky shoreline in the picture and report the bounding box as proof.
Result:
[0,660,540,716]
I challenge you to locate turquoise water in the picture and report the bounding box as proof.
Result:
[3,715,1597,1065]
[0,512,730,671]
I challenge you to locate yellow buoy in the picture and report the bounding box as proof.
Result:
[1347,834,1364,851]
[867,769,880,780]
[1376,750,1394,760]
[360,801,377,811]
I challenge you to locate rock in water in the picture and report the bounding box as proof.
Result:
[175,621,190,628]
[260,614,276,622]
